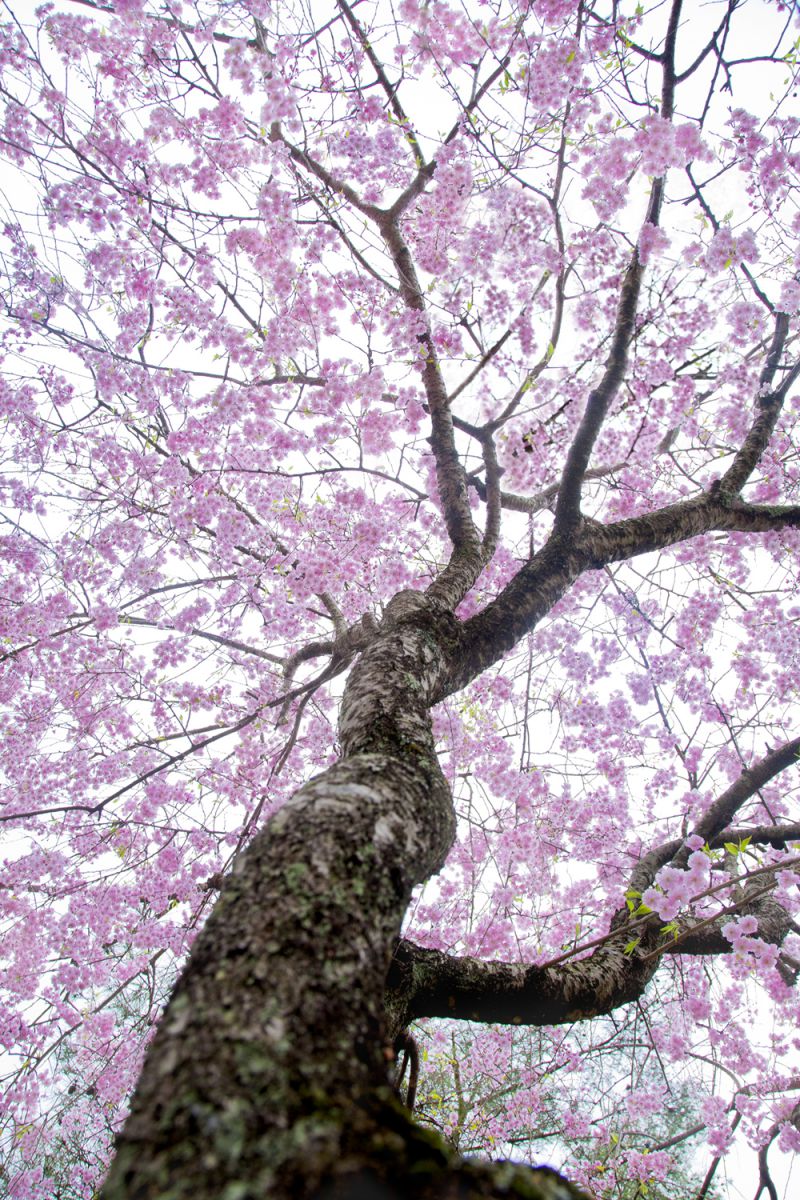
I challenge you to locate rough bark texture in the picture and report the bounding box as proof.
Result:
[100,510,800,1197]
[386,933,661,1037]
[99,494,800,1198]
[100,593,588,1199]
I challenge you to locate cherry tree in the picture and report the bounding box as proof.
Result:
[1,0,800,1196]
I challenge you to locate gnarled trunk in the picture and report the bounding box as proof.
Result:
[100,592,585,1199]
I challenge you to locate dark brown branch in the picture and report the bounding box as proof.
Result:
[449,325,515,404]
[578,496,800,566]
[695,1112,744,1199]
[550,0,682,534]
[552,251,643,534]
[393,1031,420,1113]
[717,314,799,496]
[480,435,502,561]
[387,53,514,221]
[376,217,483,608]
[630,822,800,896]
[625,734,800,896]
[271,127,382,222]
[335,0,426,170]
[644,882,794,961]
[660,0,682,122]
[386,930,661,1038]
[441,532,588,699]
[670,735,800,870]
[684,163,777,311]
[443,490,800,700]
[387,862,799,1036]
[754,1099,800,1200]
[675,2,738,84]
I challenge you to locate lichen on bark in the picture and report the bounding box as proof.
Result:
[100,595,587,1200]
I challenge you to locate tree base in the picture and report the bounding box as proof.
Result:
[103,1089,589,1200]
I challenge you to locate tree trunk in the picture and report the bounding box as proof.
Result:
[100,592,586,1199]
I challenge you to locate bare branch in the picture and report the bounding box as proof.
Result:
[120,615,284,665]
[552,251,643,535]
[386,931,661,1036]
[470,461,628,515]
[716,315,800,496]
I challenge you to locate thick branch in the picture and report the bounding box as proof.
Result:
[440,532,588,699]
[658,889,796,959]
[388,857,799,1037]
[628,735,800,894]
[386,932,660,1038]
[577,496,800,566]
[659,0,682,122]
[443,492,800,700]
[480,434,502,561]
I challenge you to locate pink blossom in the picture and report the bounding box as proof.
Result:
[704,226,759,273]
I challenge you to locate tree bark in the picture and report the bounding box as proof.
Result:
[100,591,587,1199]
[385,933,661,1037]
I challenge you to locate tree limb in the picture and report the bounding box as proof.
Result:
[386,931,661,1039]
[716,315,799,496]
